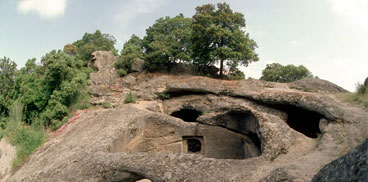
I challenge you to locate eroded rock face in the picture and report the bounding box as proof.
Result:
[7,52,368,182]
[312,138,368,182]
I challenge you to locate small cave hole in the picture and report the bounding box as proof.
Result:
[183,136,203,154]
[187,139,202,153]
[171,109,202,122]
[272,104,323,138]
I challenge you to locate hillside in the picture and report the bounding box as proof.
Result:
[4,51,367,182]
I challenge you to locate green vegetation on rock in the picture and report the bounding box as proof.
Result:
[115,3,258,78]
[114,35,144,76]
[124,91,137,103]
[260,63,313,83]
[73,30,118,63]
[336,83,368,108]
[191,3,259,78]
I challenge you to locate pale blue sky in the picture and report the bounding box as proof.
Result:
[0,0,367,91]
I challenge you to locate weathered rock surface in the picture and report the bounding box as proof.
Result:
[131,58,145,72]
[288,77,348,93]
[312,138,368,182]
[0,138,15,181]
[7,51,368,182]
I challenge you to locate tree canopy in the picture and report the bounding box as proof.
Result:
[0,57,17,123]
[143,14,192,71]
[260,63,313,83]
[73,30,118,63]
[191,3,259,77]
[114,34,144,76]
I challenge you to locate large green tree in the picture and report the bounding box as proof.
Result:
[191,3,259,77]
[0,57,17,123]
[73,30,118,63]
[143,14,192,71]
[114,34,144,76]
[260,63,313,83]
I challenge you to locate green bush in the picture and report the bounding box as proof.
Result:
[356,83,367,95]
[156,93,170,100]
[225,70,245,80]
[4,121,47,168]
[124,91,137,103]
[102,101,112,108]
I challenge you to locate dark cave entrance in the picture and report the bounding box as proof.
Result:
[183,136,203,153]
[187,139,202,153]
[271,104,323,138]
[171,108,202,122]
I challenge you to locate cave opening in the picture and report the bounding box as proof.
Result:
[183,136,203,154]
[214,110,262,157]
[187,139,202,153]
[271,104,323,138]
[171,108,202,122]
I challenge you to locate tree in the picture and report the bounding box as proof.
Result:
[73,30,118,63]
[143,14,192,71]
[0,57,17,121]
[63,44,77,56]
[12,51,89,129]
[260,63,313,83]
[114,34,144,76]
[191,3,259,77]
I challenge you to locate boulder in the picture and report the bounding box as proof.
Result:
[312,138,368,182]
[131,58,145,72]
[364,77,368,87]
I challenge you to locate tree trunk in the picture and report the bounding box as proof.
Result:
[219,59,224,78]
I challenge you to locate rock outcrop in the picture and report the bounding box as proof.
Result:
[0,139,15,181]
[312,138,368,182]
[7,51,368,182]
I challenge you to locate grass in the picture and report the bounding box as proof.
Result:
[335,84,368,108]
[102,101,112,108]
[2,121,47,168]
[124,91,137,103]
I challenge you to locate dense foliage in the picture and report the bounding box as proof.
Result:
[0,57,17,126]
[73,30,118,63]
[115,3,258,78]
[260,63,313,83]
[114,35,144,76]
[11,50,90,130]
[191,3,259,77]
[143,14,192,71]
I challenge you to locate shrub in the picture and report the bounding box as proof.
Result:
[356,83,367,95]
[156,93,170,100]
[102,101,112,108]
[336,82,368,108]
[124,91,137,103]
[4,121,47,168]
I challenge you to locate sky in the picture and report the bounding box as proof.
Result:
[0,0,367,91]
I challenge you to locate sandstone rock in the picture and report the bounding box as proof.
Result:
[89,51,119,86]
[288,77,348,93]
[131,58,145,72]
[0,138,16,181]
[312,138,368,182]
[7,52,368,182]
